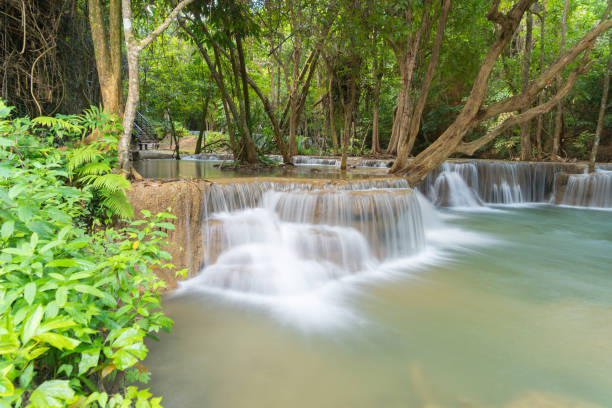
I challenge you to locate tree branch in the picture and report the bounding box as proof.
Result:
[455,60,591,155]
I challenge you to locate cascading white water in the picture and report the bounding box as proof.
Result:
[425,163,482,207]
[561,171,612,208]
[292,156,340,166]
[183,153,234,161]
[419,161,585,206]
[187,179,426,295]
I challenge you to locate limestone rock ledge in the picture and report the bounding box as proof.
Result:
[128,179,210,290]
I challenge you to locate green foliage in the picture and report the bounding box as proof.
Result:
[0,101,177,407]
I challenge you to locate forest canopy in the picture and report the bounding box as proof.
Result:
[1,0,611,182]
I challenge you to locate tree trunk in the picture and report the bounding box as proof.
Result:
[552,0,569,158]
[535,5,546,160]
[288,37,301,157]
[168,111,180,160]
[328,75,339,155]
[118,44,139,172]
[396,0,611,185]
[89,0,123,116]
[520,11,533,161]
[195,97,210,154]
[590,31,612,172]
[118,0,196,173]
[394,0,538,184]
[391,0,451,172]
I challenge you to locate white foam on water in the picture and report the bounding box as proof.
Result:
[175,181,499,330]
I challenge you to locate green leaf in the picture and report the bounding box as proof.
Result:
[111,349,139,370]
[78,349,100,375]
[73,284,105,298]
[55,287,67,307]
[0,376,14,398]
[57,364,73,377]
[33,332,80,350]
[19,363,34,389]
[47,259,78,268]
[22,305,44,344]
[38,317,76,333]
[0,333,19,355]
[0,221,14,240]
[24,282,36,305]
[110,327,144,349]
[29,380,75,407]
[8,184,28,200]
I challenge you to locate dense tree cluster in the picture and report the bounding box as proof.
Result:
[1,0,611,182]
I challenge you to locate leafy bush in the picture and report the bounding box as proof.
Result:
[0,102,178,407]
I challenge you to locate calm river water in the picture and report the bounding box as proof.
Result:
[145,203,612,407]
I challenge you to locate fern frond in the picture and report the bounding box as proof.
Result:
[33,116,82,133]
[91,174,131,193]
[68,148,103,172]
[77,162,112,176]
[102,190,134,219]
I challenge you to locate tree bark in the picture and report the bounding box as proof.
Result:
[118,0,196,173]
[519,11,533,160]
[328,73,339,155]
[590,31,612,172]
[535,4,546,160]
[371,72,382,154]
[393,0,539,184]
[194,97,210,154]
[89,0,122,115]
[552,0,569,158]
[386,1,432,155]
[391,0,451,172]
[396,1,611,186]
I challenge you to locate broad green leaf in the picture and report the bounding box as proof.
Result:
[110,327,143,349]
[73,284,105,298]
[78,349,100,375]
[8,184,28,200]
[24,282,36,305]
[33,332,80,350]
[0,221,14,240]
[55,287,67,307]
[22,305,44,344]
[0,376,14,397]
[0,334,19,355]
[47,259,78,267]
[19,363,34,389]
[29,380,75,407]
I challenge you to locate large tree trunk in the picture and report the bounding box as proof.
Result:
[328,74,339,155]
[386,1,432,155]
[194,97,210,154]
[535,4,546,160]
[118,0,195,173]
[394,0,606,185]
[519,11,533,160]
[288,30,301,157]
[371,73,382,154]
[391,0,451,172]
[89,0,123,116]
[590,31,612,172]
[552,0,569,158]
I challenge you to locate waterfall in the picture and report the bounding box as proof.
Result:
[292,156,340,166]
[561,171,612,208]
[188,178,425,295]
[183,153,234,161]
[419,161,585,206]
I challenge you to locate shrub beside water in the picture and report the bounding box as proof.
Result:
[0,102,179,407]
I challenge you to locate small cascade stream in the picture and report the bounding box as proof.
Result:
[561,170,612,208]
[183,179,429,297]
[418,161,588,207]
[142,160,612,408]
